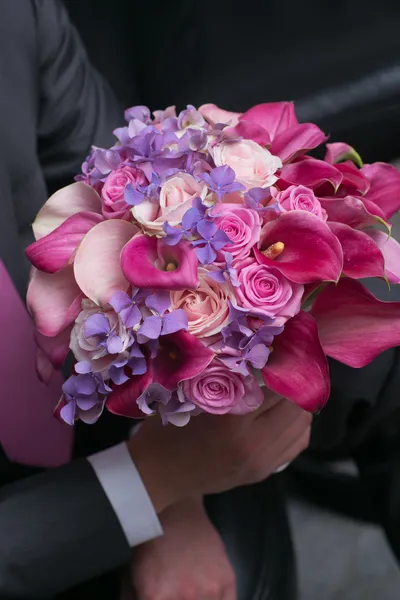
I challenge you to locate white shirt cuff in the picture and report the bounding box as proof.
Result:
[87,442,163,548]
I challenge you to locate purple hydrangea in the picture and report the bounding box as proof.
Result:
[60,374,111,425]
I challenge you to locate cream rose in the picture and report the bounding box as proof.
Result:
[211,139,282,190]
[170,268,236,338]
[132,172,207,234]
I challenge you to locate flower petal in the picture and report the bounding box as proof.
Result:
[107,369,153,418]
[318,195,388,229]
[240,102,298,140]
[366,230,400,283]
[310,278,400,367]
[26,212,103,273]
[280,158,343,191]
[229,374,264,415]
[328,222,385,280]
[121,236,199,290]
[74,220,137,305]
[262,311,330,412]
[234,121,271,146]
[32,183,102,240]
[198,104,241,127]
[362,162,400,219]
[27,267,82,337]
[152,330,214,390]
[34,327,72,383]
[271,123,326,162]
[335,162,370,195]
[325,143,363,168]
[255,211,343,284]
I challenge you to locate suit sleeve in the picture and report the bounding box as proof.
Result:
[0,459,131,599]
[33,0,124,194]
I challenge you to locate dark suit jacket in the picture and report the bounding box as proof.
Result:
[0,1,135,597]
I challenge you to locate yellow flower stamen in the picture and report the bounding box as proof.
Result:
[262,242,284,260]
[165,262,177,272]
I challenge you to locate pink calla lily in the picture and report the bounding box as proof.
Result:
[280,157,343,191]
[318,195,389,230]
[32,182,102,240]
[26,212,103,274]
[152,330,214,390]
[74,220,138,305]
[121,235,199,290]
[235,103,325,161]
[255,211,343,284]
[240,102,299,139]
[234,120,271,146]
[34,327,72,383]
[270,123,327,163]
[366,230,400,284]
[325,143,363,168]
[362,163,400,219]
[198,104,241,127]
[107,369,152,418]
[310,278,400,367]
[328,222,386,280]
[27,266,82,337]
[262,310,330,412]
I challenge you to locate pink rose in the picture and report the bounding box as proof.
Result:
[102,165,147,220]
[183,360,263,415]
[235,258,304,323]
[170,268,236,338]
[133,172,207,234]
[211,203,261,262]
[70,300,131,372]
[211,139,282,190]
[274,185,327,220]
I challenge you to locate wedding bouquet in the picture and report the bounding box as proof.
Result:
[26,102,400,427]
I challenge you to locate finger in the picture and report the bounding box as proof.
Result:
[272,424,311,472]
[251,389,282,419]
[255,409,311,475]
[222,582,237,600]
[255,398,309,442]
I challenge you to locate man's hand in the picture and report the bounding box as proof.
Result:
[128,392,311,513]
[131,498,236,600]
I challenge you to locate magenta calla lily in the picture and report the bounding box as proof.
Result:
[262,310,330,412]
[26,212,103,274]
[32,182,102,240]
[270,123,327,163]
[325,143,363,168]
[234,120,271,146]
[152,330,214,390]
[280,157,343,191]
[318,195,388,229]
[107,370,152,418]
[121,235,199,290]
[27,266,82,337]
[240,102,299,139]
[235,103,325,161]
[362,163,400,219]
[255,211,343,284]
[311,278,400,367]
[74,219,138,305]
[334,161,370,196]
[328,222,386,280]
[366,230,400,284]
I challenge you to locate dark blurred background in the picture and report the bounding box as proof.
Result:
[63,2,400,598]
